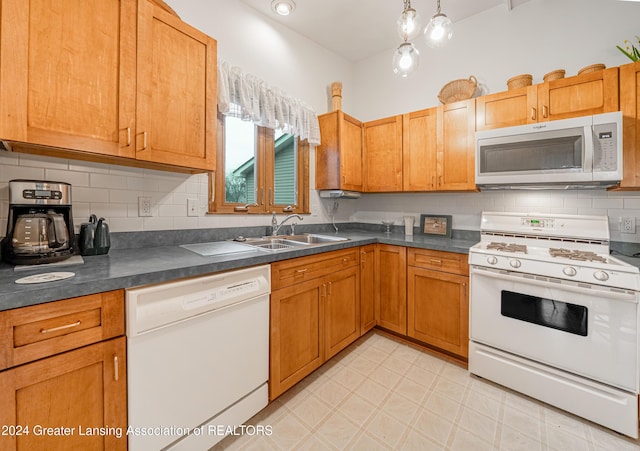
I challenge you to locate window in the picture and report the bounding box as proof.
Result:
[209,112,309,214]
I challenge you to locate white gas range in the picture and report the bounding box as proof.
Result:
[468,212,640,438]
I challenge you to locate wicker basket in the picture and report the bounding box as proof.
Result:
[507,74,533,90]
[543,69,565,82]
[577,63,605,75]
[437,75,478,104]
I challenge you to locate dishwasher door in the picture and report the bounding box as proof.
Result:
[126,265,270,451]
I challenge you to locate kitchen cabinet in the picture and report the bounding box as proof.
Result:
[316,110,363,192]
[619,61,640,189]
[0,0,216,173]
[363,115,403,192]
[0,291,126,451]
[375,244,407,335]
[360,245,377,335]
[407,248,469,359]
[438,99,476,191]
[0,0,137,159]
[403,101,476,192]
[476,67,619,130]
[135,0,217,171]
[270,249,359,399]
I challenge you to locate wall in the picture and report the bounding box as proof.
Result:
[1,0,640,242]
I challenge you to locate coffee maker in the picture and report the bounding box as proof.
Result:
[1,180,77,265]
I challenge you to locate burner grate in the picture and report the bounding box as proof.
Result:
[549,248,607,263]
[486,242,528,254]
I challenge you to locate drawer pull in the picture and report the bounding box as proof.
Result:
[342,258,349,264]
[430,258,443,265]
[114,355,119,381]
[40,320,81,334]
[295,268,308,274]
[530,107,536,121]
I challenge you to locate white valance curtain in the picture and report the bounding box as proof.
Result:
[217,61,321,145]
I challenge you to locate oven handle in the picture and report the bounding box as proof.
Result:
[470,266,638,302]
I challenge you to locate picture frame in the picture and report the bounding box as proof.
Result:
[419,214,452,238]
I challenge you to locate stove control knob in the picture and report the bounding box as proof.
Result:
[563,266,577,277]
[593,270,609,282]
[509,259,522,268]
[486,256,498,265]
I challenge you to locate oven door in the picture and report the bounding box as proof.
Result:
[470,265,639,392]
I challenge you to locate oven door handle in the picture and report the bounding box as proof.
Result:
[471,266,638,302]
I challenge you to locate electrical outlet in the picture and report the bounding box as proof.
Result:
[621,217,636,234]
[138,196,152,217]
[187,198,198,217]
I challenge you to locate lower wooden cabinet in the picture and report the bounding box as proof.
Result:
[269,250,360,400]
[360,245,376,335]
[0,337,127,451]
[375,244,407,335]
[407,249,469,359]
[0,290,127,451]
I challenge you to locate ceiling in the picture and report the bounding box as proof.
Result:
[239,0,530,61]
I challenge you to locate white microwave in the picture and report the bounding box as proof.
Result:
[475,111,622,189]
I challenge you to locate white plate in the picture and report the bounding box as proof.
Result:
[15,272,76,284]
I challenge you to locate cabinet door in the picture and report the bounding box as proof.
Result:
[360,245,376,335]
[270,278,324,400]
[325,267,360,359]
[363,115,403,192]
[619,61,640,189]
[136,0,217,171]
[437,99,476,191]
[315,111,363,191]
[403,108,438,191]
[475,86,537,130]
[407,266,469,358]
[375,244,407,335]
[0,337,127,451]
[537,67,619,122]
[0,0,136,157]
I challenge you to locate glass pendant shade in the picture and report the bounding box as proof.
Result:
[392,42,419,77]
[397,7,422,41]
[425,13,453,48]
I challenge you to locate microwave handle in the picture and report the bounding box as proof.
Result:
[583,125,594,172]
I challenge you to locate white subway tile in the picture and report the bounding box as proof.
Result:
[69,160,110,174]
[624,198,640,209]
[173,217,199,229]
[159,204,187,217]
[1,165,45,182]
[593,198,623,209]
[142,217,174,231]
[0,151,19,165]
[109,165,143,177]
[72,187,109,203]
[90,173,128,189]
[45,168,90,187]
[109,217,144,232]
[110,189,142,204]
[18,153,68,170]
[89,203,128,218]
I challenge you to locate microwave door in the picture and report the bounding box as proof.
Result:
[476,127,591,185]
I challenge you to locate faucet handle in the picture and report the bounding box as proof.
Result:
[283,205,296,212]
[290,222,297,235]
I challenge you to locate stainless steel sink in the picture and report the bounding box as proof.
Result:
[237,234,349,252]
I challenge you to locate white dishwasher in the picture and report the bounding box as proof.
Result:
[126,265,270,451]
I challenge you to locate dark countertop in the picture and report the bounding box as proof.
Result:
[0,231,479,312]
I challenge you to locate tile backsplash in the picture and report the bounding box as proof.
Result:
[2,151,640,244]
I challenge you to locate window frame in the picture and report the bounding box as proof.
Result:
[209,112,309,214]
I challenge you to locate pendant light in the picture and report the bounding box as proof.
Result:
[424,0,453,48]
[392,41,420,77]
[393,0,420,77]
[396,0,422,41]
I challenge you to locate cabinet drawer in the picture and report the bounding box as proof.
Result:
[0,290,124,370]
[271,248,359,290]
[408,248,469,276]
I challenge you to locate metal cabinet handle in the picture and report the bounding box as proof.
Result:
[114,355,119,381]
[126,127,131,146]
[542,105,549,118]
[430,258,443,265]
[295,268,308,275]
[139,131,148,150]
[40,320,81,334]
[530,108,537,121]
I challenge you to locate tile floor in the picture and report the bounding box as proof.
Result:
[215,332,640,450]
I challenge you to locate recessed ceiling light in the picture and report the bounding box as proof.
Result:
[271,0,296,16]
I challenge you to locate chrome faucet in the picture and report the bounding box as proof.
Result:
[271,212,303,236]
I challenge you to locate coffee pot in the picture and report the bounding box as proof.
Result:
[1,180,77,265]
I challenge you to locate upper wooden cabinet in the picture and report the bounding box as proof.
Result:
[0,0,137,158]
[363,115,403,192]
[438,99,476,191]
[0,0,216,172]
[403,107,438,191]
[477,67,619,130]
[316,110,363,191]
[619,61,640,190]
[136,0,217,171]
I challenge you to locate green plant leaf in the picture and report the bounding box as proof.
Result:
[617,45,637,61]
